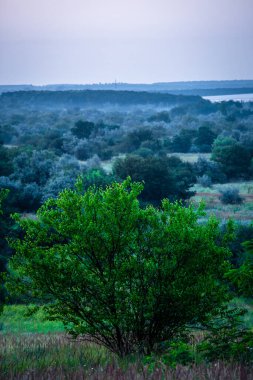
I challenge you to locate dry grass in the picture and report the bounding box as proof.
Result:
[1,333,253,380]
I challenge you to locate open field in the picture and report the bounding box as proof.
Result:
[190,181,253,222]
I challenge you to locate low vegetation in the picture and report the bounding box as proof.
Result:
[1,333,253,380]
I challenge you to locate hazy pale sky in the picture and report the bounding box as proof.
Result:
[0,0,253,84]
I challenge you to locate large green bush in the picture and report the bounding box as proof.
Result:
[6,179,233,357]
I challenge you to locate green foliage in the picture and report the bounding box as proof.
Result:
[113,156,195,205]
[0,188,12,310]
[228,239,253,297]
[198,308,253,363]
[194,157,227,184]
[170,129,196,153]
[148,111,171,123]
[219,187,243,205]
[225,224,253,267]
[211,136,252,179]
[0,189,9,215]
[81,168,116,190]
[12,150,54,186]
[143,339,197,369]
[71,120,96,139]
[6,179,233,357]
[194,126,217,152]
[123,129,154,153]
[0,145,14,176]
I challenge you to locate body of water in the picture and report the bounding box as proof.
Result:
[203,93,253,102]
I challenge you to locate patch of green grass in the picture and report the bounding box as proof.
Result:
[0,305,64,333]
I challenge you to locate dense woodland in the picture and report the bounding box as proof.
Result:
[1,90,253,377]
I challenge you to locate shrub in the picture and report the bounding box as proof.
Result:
[143,340,197,368]
[194,157,227,184]
[228,238,253,298]
[199,308,253,364]
[71,120,96,139]
[196,175,212,188]
[133,147,153,158]
[219,187,243,205]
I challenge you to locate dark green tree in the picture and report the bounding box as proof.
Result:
[71,120,96,139]
[171,129,196,153]
[194,126,217,152]
[0,145,14,176]
[122,129,153,153]
[0,189,9,214]
[6,179,232,356]
[114,155,194,204]
[211,137,252,179]
[148,111,170,123]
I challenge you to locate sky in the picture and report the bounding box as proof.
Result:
[0,0,253,84]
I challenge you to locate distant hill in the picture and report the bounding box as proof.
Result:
[0,90,207,109]
[1,80,253,96]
